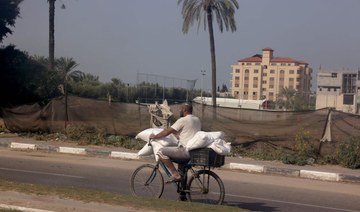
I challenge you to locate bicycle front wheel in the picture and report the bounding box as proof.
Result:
[130,164,164,198]
[187,169,225,205]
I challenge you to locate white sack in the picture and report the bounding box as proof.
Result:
[207,131,225,140]
[137,139,178,158]
[186,131,210,150]
[186,131,225,151]
[151,142,164,161]
[137,144,153,156]
[135,128,178,146]
[208,139,231,155]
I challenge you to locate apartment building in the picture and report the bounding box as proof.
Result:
[316,69,360,113]
[230,48,312,101]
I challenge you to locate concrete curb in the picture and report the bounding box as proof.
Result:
[0,203,53,212]
[4,141,360,184]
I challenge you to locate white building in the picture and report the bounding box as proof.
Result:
[316,69,360,113]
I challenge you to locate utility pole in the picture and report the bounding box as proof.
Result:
[201,70,206,101]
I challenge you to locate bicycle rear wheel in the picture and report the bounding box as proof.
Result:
[130,164,164,198]
[187,169,225,205]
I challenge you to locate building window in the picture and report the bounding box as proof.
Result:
[255,63,261,65]
[280,70,285,74]
[343,94,354,105]
[269,92,274,96]
[342,74,356,93]
[281,63,286,66]
[290,70,294,74]
[280,78,284,81]
[244,84,248,88]
[289,78,294,82]
[319,88,322,91]
[296,78,300,82]
[253,84,258,88]
[297,70,301,74]
[235,69,240,73]
[270,70,275,74]
[254,77,258,80]
[269,85,274,88]
[271,63,276,66]
[262,80,267,84]
[262,73,267,77]
[270,77,274,81]
[253,92,257,95]
[328,88,331,92]
[244,91,248,95]
[254,69,259,73]
[331,73,337,78]
[246,63,251,65]
[262,88,266,91]
[245,77,249,80]
[245,69,250,74]
[242,63,245,65]
[235,76,240,80]
[235,84,239,87]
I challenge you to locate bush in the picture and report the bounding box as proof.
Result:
[282,129,317,166]
[107,135,143,150]
[337,136,360,169]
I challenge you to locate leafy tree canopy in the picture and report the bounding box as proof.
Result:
[0,0,23,43]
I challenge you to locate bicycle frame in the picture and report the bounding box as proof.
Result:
[158,159,212,194]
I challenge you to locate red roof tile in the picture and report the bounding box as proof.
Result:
[262,47,274,51]
[237,48,308,65]
[238,54,262,62]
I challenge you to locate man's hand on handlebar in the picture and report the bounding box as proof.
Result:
[149,133,156,140]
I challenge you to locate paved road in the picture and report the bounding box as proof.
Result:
[0,149,359,212]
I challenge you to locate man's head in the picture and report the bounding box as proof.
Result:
[180,102,193,117]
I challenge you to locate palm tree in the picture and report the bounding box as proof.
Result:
[56,57,81,127]
[48,0,55,70]
[47,0,65,70]
[178,0,238,107]
[276,87,297,110]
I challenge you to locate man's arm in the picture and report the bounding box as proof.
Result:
[149,127,177,140]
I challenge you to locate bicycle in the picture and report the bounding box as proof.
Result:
[130,144,226,205]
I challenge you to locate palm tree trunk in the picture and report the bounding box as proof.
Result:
[49,0,55,70]
[64,83,69,128]
[207,8,217,107]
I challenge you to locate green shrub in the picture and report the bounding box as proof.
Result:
[337,136,360,169]
[282,129,317,166]
[106,135,143,150]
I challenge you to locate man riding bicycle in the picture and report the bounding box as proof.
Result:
[149,102,201,200]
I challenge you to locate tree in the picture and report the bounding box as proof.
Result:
[47,0,65,70]
[56,57,81,127]
[0,46,60,107]
[0,0,23,43]
[276,87,297,110]
[178,0,238,107]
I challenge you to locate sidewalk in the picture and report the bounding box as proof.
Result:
[0,135,359,184]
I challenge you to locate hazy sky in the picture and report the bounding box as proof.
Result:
[3,0,360,91]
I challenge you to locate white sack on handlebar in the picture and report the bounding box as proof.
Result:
[135,128,178,145]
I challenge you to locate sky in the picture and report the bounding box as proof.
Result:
[3,0,360,91]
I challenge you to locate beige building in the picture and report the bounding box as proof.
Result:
[316,69,360,113]
[230,48,312,101]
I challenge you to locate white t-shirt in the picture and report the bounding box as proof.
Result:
[171,114,201,146]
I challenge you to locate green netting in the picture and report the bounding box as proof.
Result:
[2,96,360,148]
